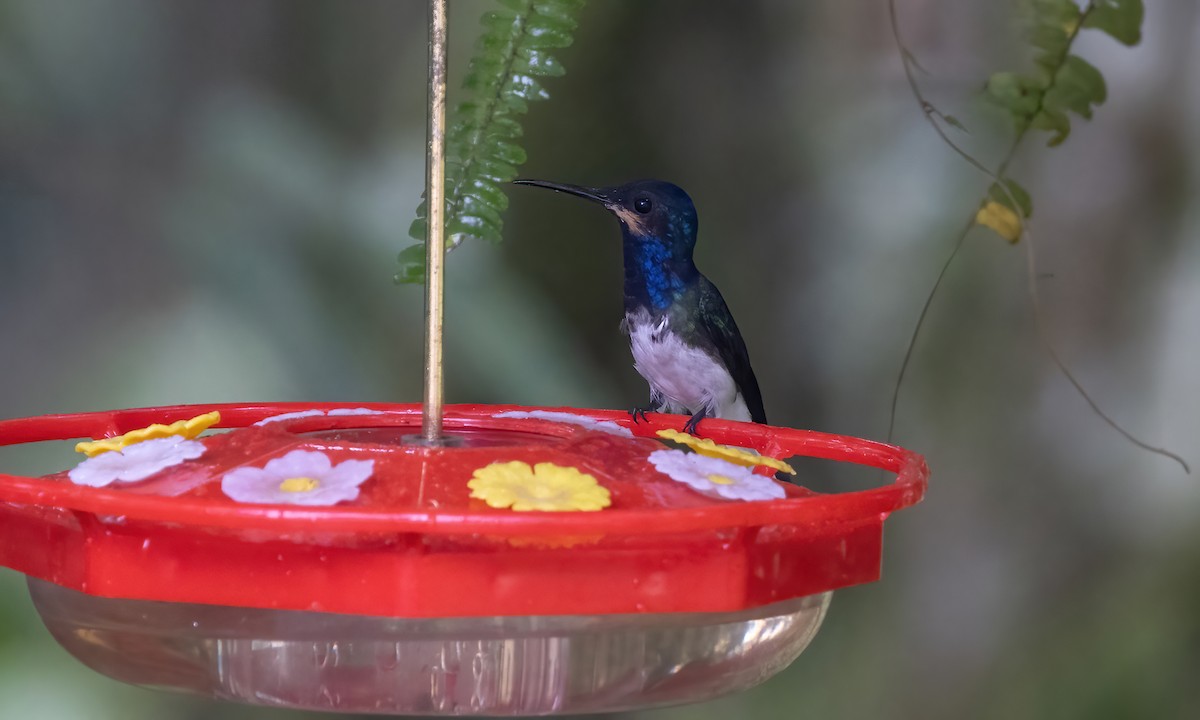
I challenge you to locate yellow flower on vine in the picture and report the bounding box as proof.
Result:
[75,411,221,458]
[656,429,796,476]
[469,461,611,512]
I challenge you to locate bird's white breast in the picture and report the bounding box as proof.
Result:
[624,312,751,421]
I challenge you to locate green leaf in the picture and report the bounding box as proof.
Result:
[465,177,510,211]
[498,93,530,114]
[395,244,427,284]
[1030,22,1068,56]
[526,12,578,35]
[483,115,523,140]
[1043,54,1106,120]
[522,15,576,49]
[471,156,519,183]
[1031,52,1060,82]
[988,178,1033,218]
[1031,107,1071,146]
[533,0,585,21]
[449,213,503,243]
[514,48,567,77]
[1083,0,1143,46]
[489,139,528,166]
[985,72,1043,127]
[481,11,520,34]
[460,193,506,230]
[464,57,506,92]
[1063,54,1106,103]
[504,73,550,102]
[463,72,501,94]
[985,72,1023,106]
[466,56,505,77]
[477,31,517,55]
[408,216,426,242]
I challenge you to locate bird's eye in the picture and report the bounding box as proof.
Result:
[634,197,653,214]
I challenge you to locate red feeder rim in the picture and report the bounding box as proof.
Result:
[0,403,927,618]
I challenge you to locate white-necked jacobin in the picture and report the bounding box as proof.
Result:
[514,178,766,433]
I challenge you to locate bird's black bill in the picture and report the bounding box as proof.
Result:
[512,179,608,205]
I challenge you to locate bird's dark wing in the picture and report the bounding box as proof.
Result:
[696,278,767,424]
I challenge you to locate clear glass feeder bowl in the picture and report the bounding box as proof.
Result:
[0,403,927,716]
[30,579,830,715]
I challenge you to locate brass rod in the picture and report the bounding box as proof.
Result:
[422,0,449,441]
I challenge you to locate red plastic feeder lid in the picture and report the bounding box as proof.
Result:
[0,403,927,618]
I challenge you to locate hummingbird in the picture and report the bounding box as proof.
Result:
[513,178,766,433]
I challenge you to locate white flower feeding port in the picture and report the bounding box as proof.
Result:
[69,436,206,487]
[648,449,786,502]
[221,449,375,506]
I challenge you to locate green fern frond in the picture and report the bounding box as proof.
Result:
[397,0,586,284]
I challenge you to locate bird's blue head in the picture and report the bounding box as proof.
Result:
[514,178,698,250]
[514,178,701,310]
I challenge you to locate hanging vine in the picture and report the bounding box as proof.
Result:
[888,0,1187,472]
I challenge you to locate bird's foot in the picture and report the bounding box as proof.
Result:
[682,411,707,435]
[629,405,653,424]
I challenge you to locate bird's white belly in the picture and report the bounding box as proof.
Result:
[625,316,751,421]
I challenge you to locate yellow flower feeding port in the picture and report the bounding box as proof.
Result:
[469,460,613,511]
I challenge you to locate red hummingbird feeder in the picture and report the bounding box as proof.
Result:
[0,1,926,715]
[0,403,924,714]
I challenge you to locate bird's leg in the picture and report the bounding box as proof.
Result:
[629,390,662,424]
[682,408,709,435]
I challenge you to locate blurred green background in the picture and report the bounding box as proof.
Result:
[1,1,1198,718]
